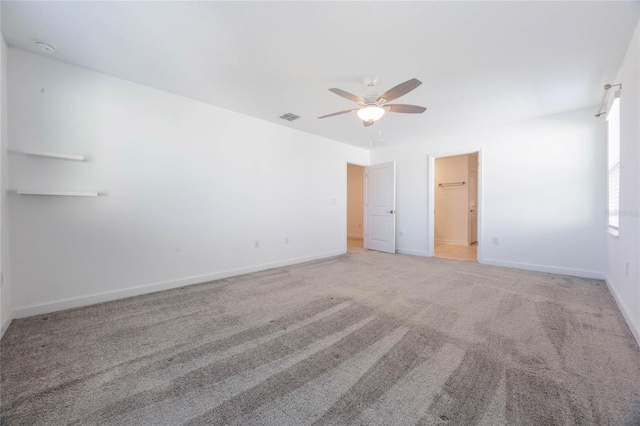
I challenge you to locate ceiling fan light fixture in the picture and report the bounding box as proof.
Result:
[319,78,425,124]
[357,105,385,122]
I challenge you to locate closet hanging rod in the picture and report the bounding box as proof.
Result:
[595,83,621,118]
[438,181,466,187]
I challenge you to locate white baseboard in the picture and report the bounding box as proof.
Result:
[13,250,345,319]
[1,311,13,340]
[605,277,640,348]
[480,258,605,280]
[396,248,431,257]
[347,234,363,240]
[434,239,468,246]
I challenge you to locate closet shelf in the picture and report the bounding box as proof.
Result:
[16,190,99,197]
[9,150,85,162]
[438,181,466,187]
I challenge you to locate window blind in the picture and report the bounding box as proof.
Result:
[607,97,620,231]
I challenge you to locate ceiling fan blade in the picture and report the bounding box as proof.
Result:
[318,109,357,119]
[329,88,366,105]
[363,120,374,127]
[384,104,427,114]
[377,78,422,103]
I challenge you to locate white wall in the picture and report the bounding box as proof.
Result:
[435,154,469,245]
[606,17,640,346]
[347,164,364,239]
[371,107,607,278]
[0,19,11,337]
[8,49,369,317]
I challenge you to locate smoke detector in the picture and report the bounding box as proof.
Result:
[35,42,56,54]
[363,75,379,87]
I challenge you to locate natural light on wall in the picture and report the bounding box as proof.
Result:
[607,96,620,235]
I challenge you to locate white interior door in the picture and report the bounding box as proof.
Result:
[365,162,396,253]
[469,169,478,244]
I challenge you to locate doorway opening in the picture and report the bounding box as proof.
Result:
[432,152,479,262]
[347,163,365,252]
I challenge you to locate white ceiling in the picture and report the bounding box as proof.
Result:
[2,1,638,149]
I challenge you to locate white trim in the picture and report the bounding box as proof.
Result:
[604,276,640,348]
[480,258,605,280]
[8,149,85,162]
[428,156,435,255]
[16,190,99,197]
[396,248,430,257]
[477,150,484,262]
[13,250,345,319]
[1,311,13,340]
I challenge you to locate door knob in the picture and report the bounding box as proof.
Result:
[387,210,395,214]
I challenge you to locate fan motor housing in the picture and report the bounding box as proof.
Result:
[362,94,379,105]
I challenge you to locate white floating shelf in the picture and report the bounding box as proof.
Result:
[17,190,99,197]
[9,150,85,162]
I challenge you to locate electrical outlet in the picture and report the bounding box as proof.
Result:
[254,240,260,249]
[625,262,629,277]
[492,237,499,245]
[285,237,289,245]
[398,231,403,237]
[332,198,336,205]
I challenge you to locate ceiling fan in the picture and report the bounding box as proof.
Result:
[318,76,427,127]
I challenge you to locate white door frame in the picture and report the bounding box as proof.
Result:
[428,149,484,261]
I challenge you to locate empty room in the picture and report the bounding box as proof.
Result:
[1,1,640,425]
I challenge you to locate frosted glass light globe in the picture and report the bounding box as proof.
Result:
[357,105,385,122]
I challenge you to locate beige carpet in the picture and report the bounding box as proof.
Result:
[2,247,640,425]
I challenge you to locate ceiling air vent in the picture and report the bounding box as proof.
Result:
[279,113,300,122]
